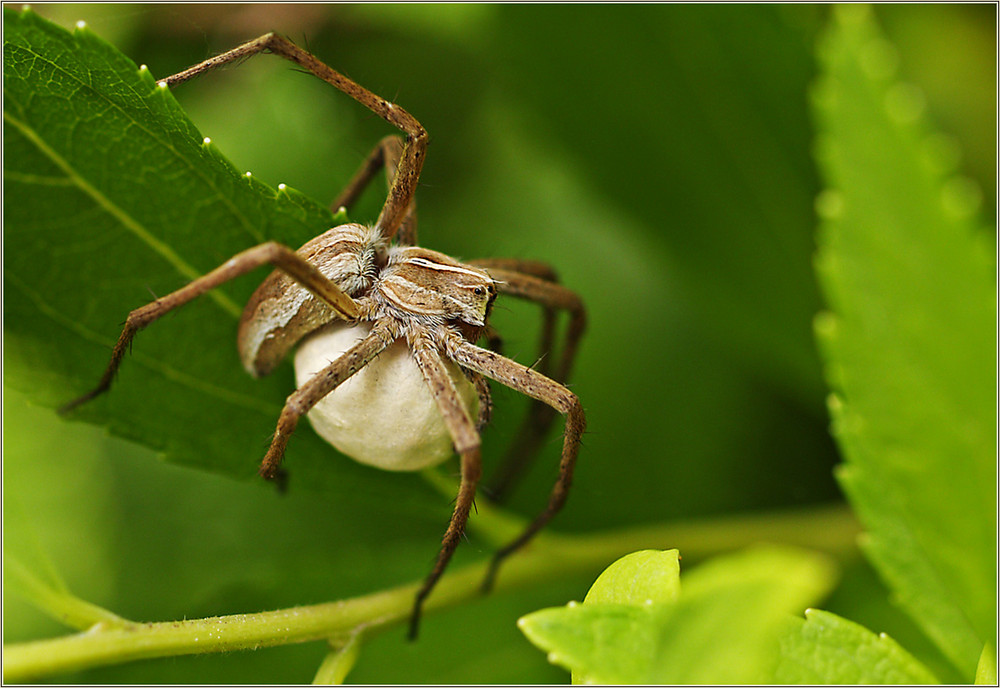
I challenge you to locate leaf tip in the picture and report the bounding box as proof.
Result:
[814,189,845,221]
[884,82,926,127]
[825,392,845,418]
[832,2,873,27]
[940,176,983,220]
[812,311,839,361]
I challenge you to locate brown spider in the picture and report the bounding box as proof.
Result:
[60,33,587,639]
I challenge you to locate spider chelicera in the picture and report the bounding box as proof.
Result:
[61,33,587,639]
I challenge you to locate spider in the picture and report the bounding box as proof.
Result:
[60,33,587,640]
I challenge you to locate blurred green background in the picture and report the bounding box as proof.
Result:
[3,4,994,683]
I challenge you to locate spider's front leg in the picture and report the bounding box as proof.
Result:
[60,242,360,414]
[163,33,426,243]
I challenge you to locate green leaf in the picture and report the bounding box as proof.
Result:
[776,608,938,684]
[312,633,363,685]
[518,546,838,684]
[582,548,680,605]
[975,644,997,685]
[811,6,996,678]
[567,549,679,683]
[2,8,439,509]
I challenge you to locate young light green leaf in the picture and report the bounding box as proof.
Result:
[2,8,436,506]
[518,546,837,684]
[975,644,996,685]
[566,549,679,683]
[812,6,995,677]
[582,548,680,605]
[312,633,363,685]
[776,608,938,684]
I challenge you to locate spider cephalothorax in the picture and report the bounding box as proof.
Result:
[375,245,497,326]
[62,33,586,640]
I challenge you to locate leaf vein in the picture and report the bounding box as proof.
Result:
[6,40,267,246]
[6,270,279,416]
[3,108,242,319]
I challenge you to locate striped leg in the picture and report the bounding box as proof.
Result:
[442,329,585,592]
[330,135,418,246]
[468,259,587,501]
[163,33,427,243]
[60,242,359,415]
[409,329,483,639]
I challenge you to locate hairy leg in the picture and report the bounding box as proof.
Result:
[258,322,393,480]
[164,33,426,242]
[467,261,586,501]
[61,242,359,413]
[409,329,483,639]
[330,135,418,246]
[443,329,585,592]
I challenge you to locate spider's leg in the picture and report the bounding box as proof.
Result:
[479,324,504,355]
[443,331,584,594]
[163,34,426,242]
[466,262,586,501]
[331,135,418,246]
[469,260,584,383]
[409,330,483,640]
[258,323,393,480]
[463,369,493,431]
[468,258,559,283]
[60,242,360,414]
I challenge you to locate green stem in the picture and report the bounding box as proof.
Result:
[3,503,859,682]
[4,556,131,631]
[312,632,363,685]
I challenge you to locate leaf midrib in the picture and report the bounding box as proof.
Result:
[5,107,245,318]
[4,34,282,319]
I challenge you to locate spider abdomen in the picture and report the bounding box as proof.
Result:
[293,321,478,471]
[238,223,386,377]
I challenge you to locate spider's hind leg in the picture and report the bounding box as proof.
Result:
[467,260,586,502]
[409,330,484,640]
[443,331,585,594]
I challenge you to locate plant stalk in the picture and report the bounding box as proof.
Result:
[3,502,858,682]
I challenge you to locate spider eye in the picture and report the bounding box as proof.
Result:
[474,286,486,296]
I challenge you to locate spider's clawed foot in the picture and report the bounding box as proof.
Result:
[479,557,502,596]
[407,602,423,642]
[260,465,290,494]
[58,389,102,416]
